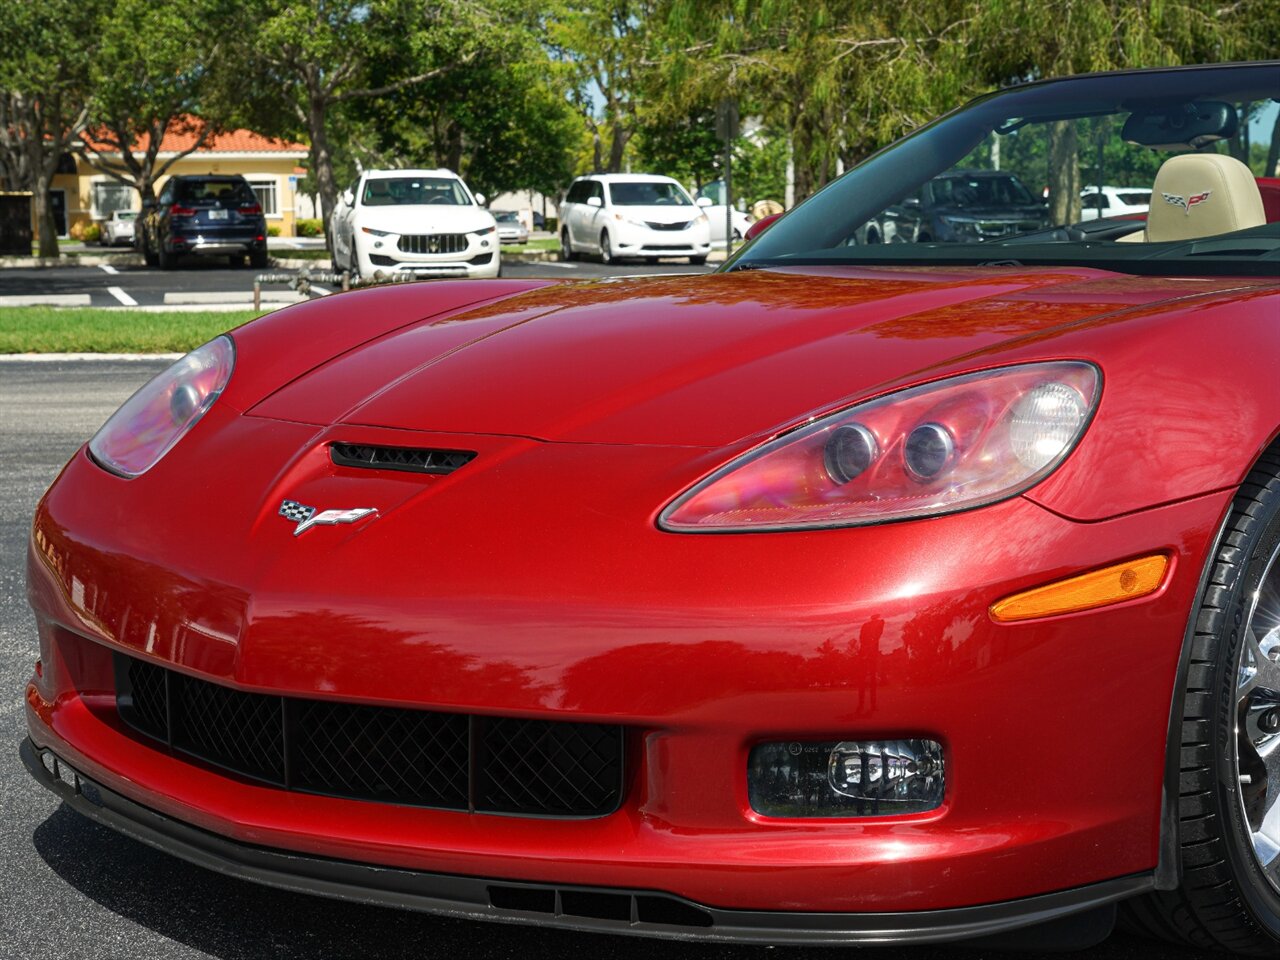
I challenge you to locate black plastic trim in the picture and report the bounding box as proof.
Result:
[21,737,1154,946]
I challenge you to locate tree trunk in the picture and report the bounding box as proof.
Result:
[607,120,630,173]
[1267,111,1280,177]
[1047,120,1081,226]
[33,168,59,258]
[306,91,338,252]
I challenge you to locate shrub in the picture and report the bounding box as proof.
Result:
[267,224,281,237]
[296,218,323,238]
[81,223,101,243]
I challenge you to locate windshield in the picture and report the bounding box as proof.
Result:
[117,211,136,221]
[733,63,1280,277]
[362,176,471,207]
[608,181,693,206]
[176,179,254,203]
[495,211,519,222]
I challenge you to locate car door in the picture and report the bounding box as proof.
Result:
[562,182,585,246]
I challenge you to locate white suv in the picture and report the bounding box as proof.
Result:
[331,169,500,279]
[559,174,712,265]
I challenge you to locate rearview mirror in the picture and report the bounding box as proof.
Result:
[1122,101,1238,150]
[587,196,602,208]
[696,196,713,208]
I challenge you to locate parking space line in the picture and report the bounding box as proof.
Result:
[107,286,138,306]
[98,263,119,275]
[309,284,332,295]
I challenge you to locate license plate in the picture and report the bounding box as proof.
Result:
[208,209,228,220]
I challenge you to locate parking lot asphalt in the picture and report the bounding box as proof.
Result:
[0,256,711,309]
[0,361,1226,960]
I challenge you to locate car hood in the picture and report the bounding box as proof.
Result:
[246,266,1260,447]
[355,205,494,235]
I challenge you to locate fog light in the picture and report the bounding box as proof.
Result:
[748,739,945,817]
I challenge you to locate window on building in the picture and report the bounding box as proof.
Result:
[92,182,134,218]
[247,178,279,216]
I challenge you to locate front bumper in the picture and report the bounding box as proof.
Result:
[356,235,500,278]
[21,737,1148,945]
[23,416,1233,921]
[612,222,711,258]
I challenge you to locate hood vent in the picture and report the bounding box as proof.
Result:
[331,442,476,475]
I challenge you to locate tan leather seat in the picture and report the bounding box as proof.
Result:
[1135,153,1265,243]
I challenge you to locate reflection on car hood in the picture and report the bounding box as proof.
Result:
[355,206,494,235]
[248,266,1259,446]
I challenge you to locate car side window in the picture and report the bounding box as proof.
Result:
[591,181,605,205]
[567,181,587,204]
[157,182,173,205]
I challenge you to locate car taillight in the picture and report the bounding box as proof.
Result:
[239,202,262,215]
[169,204,196,217]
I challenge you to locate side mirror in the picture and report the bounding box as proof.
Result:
[342,190,354,206]
[744,212,781,241]
[474,192,486,206]
[586,195,602,208]
[695,196,713,208]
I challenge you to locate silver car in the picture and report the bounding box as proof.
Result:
[494,210,529,244]
[100,210,137,246]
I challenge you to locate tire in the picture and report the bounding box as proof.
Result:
[249,248,268,269]
[689,255,707,265]
[156,239,175,270]
[599,230,612,265]
[560,229,577,262]
[142,233,158,267]
[228,254,245,268]
[1123,448,1280,955]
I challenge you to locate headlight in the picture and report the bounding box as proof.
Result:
[360,226,391,237]
[695,213,709,224]
[659,362,1099,532]
[88,336,235,478]
[473,225,496,236]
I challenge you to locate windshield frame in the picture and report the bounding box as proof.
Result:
[359,175,474,208]
[726,61,1280,278]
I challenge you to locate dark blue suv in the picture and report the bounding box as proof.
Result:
[138,175,269,269]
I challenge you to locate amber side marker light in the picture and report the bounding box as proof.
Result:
[990,554,1170,623]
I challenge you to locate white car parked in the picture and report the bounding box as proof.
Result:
[100,210,136,246]
[331,169,500,279]
[695,180,754,246]
[559,174,712,265]
[1079,185,1151,221]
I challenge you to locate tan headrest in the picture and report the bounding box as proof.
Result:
[1146,153,1264,242]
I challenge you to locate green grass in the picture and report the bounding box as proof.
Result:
[272,248,332,261]
[501,236,559,253]
[0,308,264,353]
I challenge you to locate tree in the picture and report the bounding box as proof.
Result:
[632,104,721,190]
[550,0,656,173]
[364,55,583,200]
[0,0,104,257]
[227,0,527,245]
[77,0,232,205]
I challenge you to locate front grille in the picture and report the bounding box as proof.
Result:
[115,655,625,817]
[645,221,692,231]
[398,233,467,255]
[330,442,475,475]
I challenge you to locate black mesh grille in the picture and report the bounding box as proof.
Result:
[398,233,467,255]
[330,442,476,475]
[478,718,625,815]
[114,654,624,817]
[644,221,692,231]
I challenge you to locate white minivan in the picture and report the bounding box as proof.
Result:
[559,174,712,265]
[331,169,500,279]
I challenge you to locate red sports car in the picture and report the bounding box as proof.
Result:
[22,62,1280,954]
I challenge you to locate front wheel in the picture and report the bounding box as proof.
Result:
[156,240,175,270]
[560,229,577,262]
[249,248,268,269]
[689,255,707,265]
[1124,448,1280,954]
[598,230,612,265]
